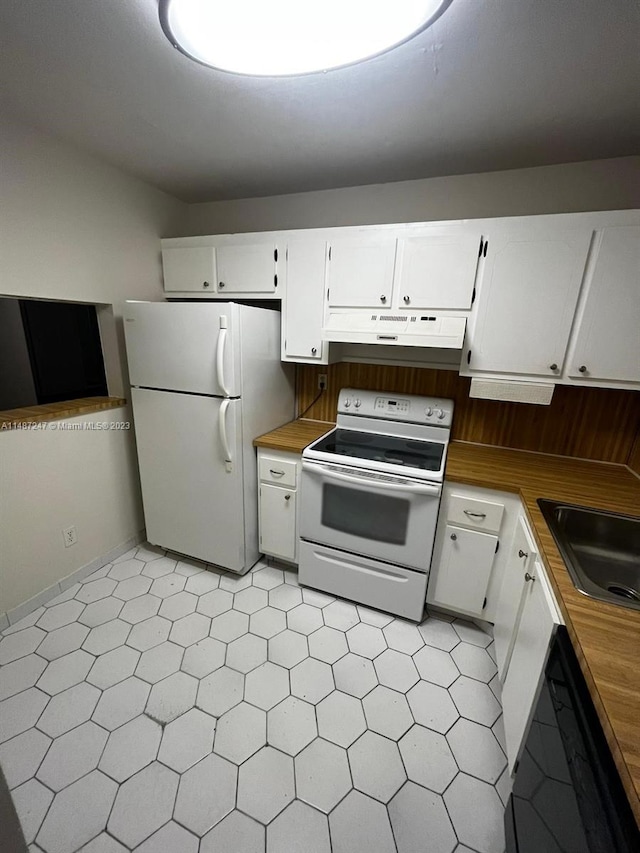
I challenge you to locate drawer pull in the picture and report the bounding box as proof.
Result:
[525,572,536,583]
[270,469,285,477]
[450,533,457,541]
[463,510,487,519]
[518,549,529,559]
[284,494,291,501]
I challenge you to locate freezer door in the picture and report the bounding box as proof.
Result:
[124,301,241,396]
[131,388,247,572]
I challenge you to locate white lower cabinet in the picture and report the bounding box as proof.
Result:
[501,558,562,772]
[257,449,300,563]
[428,524,498,616]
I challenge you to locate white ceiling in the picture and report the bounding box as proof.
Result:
[1,0,638,202]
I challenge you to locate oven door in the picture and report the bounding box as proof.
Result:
[300,459,441,571]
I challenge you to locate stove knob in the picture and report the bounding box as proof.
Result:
[425,407,433,417]
[354,399,361,408]
[343,399,351,408]
[437,409,446,420]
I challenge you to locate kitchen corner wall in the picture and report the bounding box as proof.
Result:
[0,115,187,616]
[297,363,640,465]
[628,431,640,476]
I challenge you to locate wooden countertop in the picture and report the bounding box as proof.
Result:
[253,418,335,453]
[446,441,640,825]
[0,396,128,427]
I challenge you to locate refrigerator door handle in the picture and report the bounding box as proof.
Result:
[216,315,231,397]
[219,398,233,473]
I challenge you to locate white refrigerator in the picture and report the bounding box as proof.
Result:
[123,301,294,574]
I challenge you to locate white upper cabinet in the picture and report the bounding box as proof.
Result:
[394,229,482,310]
[216,242,278,294]
[326,236,397,308]
[162,247,216,293]
[282,241,328,363]
[566,226,640,384]
[464,225,593,377]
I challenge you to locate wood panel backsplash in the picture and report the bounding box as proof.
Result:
[296,363,640,465]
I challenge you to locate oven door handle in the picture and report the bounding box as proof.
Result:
[302,461,441,496]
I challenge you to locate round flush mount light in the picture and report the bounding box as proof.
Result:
[159,0,453,77]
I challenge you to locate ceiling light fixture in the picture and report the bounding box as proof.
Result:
[159,0,453,77]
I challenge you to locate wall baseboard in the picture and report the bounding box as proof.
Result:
[1,530,146,631]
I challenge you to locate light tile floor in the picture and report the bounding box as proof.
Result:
[0,545,508,853]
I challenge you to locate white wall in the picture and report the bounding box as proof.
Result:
[182,156,640,235]
[0,115,186,615]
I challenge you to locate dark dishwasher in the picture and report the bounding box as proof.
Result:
[505,626,640,852]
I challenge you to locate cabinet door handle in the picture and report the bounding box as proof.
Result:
[578,365,588,373]
[270,469,285,477]
[219,281,225,289]
[403,295,410,304]
[284,494,291,501]
[525,572,536,582]
[311,347,317,355]
[450,533,457,541]
[549,363,558,371]
[463,510,487,519]
[380,295,387,303]
[518,549,529,559]
[203,281,211,288]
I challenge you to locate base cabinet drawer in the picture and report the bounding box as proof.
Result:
[259,485,296,562]
[259,455,297,488]
[427,524,498,617]
[448,494,505,534]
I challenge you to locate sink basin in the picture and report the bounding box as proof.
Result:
[538,500,640,611]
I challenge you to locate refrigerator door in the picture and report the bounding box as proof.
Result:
[131,387,247,572]
[124,301,241,397]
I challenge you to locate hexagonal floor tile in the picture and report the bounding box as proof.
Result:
[75,578,117,605]
[269,585,303,612]
[37,601,85,631]
[92,676,150,730]
[126,616,171,651]
[82,619,130,656]
[219,571,253,593]
[245,662,289,710]
[290,657,334,704]
[87,645,140,689]
[451,643,498,683]
[169,613,211,647]
[413,644,460,687]
[237,746,295,823]
[249,606,287,639]
[449,676,501,726]
[346,623,386,659]
[201,810,264,853]
[214,701,266,763]
[332,653,377,699]
[418,616,460,652]
[234,586,268,614]
[37,649,93,695]
[295,738,352,813]
[135,641,184,683]
[389,781,457,853]
[158,708,216,772]
[107,761,179,848]
[301,588,336,608]
[329,789,396,853]
[308,626,348,664]
[323,600,360,631]
[407,680,460,734]
[0,626,46,664]
[383,619,424,655]
[267,695,317,756]
[141,556,177,579]
[362,685,413,740]
[78,597,124,628]
[267,799,331,853]
[252,565,285,590]
[11,777,53,845]
[356,605,394,628]
[1,690,47,745]
[119,594,161,624]
[196,588,234,619]
[227,633,267,673]
[452,620,492,648]
[349,731,406,803]
[186,571,222,596]
[399,724,458,793]
[197,667,244,717]
[149,573,186,599]
[447,717,506,784]
[0,653,47,701]
[181,637,226,678]
[36,681,101,737]
[113,576,153,602]
[146,671,198,723]
[108,558,145,582]
[0,727,51,789]
[317,690,366,747]
[37,721,108,791]
[37,770,117,853]
[374,649,419,693]
[210,610,249,642]
[99,714,162,782]
[444,772,505,853]
[37,623,89,661]
[135,821,198,853]
[175,557,207,577]
[286,603,323,636]
[159,590,198,621]
[174,752,237,836]
[135,544,166,562]
[268,629,309,669]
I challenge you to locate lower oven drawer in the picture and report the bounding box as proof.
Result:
[299,539,428,622]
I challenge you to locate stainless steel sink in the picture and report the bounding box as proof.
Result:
[538,500,640,611]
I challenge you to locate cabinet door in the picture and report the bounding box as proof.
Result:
[259,484,296,562]
[493,515,537,680]
[162,247,216,293]
[568,226,640,383]
[466,228,592,377]
[282,241,327,362]
[395,231,481,310]
[428,524,498,617]
[216,243,277,294]
[327,236,397,308]
[501,560,561,772]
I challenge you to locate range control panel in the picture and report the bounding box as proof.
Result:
[337,388,454,427]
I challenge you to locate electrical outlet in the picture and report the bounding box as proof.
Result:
[62,525,77,547]
[318,374,328,390]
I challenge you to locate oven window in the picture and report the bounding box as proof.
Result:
[312,429,444,471]
[321,483,409,545]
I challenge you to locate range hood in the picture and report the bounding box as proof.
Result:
[323,312,466,348]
